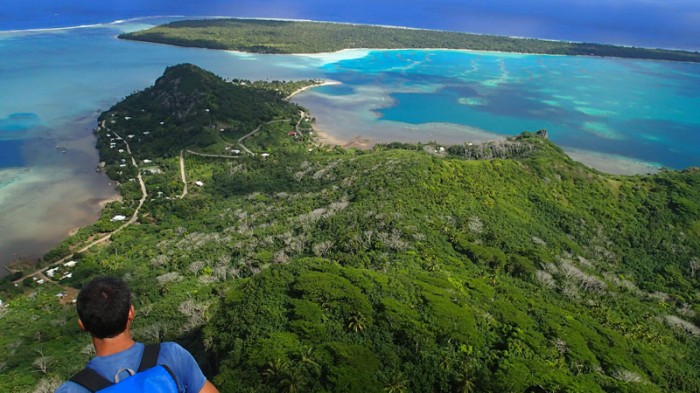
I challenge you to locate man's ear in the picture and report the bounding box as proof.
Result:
[78,318,86,332]
[128,305,135,321]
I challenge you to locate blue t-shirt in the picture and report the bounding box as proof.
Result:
[56,342,206,393]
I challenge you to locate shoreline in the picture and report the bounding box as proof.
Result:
[286,80,342,99]
[0,115,117,278]
[305,120,661,175]
[292,47,700,66]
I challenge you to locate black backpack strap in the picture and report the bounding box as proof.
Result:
[69,367,114,392]
[138,343,160,372]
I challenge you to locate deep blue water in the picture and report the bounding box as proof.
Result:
[1,0,699,50]
[0,140,25,167]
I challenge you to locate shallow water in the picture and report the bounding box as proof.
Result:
[1,18,699,273]
[295,50,700,169]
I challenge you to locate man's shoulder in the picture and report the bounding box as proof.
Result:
[159,341,186,352]
[156,341,206,392]
[158,341,190,360]
[56,343,203,393]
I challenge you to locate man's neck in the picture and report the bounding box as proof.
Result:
[92,333,136,357]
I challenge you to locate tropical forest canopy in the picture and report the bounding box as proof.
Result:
[1,64,699,392]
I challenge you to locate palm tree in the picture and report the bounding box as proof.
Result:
[453,370,476,393]
[261,358,288,383]
[347,312,366,333]
[278,371,301,393]
[384,371,408,393]
[298,346,319,370]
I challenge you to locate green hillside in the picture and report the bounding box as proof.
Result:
[1,64,699,392]
[119,18,700,62]
[97,64,315,159]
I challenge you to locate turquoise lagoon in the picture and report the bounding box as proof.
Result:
[1,18,699,270]
[295,50,700,170]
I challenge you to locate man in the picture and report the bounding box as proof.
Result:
[56,277,219,393]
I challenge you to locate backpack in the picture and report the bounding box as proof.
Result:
[69,343,179,393]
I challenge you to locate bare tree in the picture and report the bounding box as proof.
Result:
[179,298,208,332]
[32,376,62,393]
[312,240,334,257]
[139,323,165,342]
[80,343,96,358]
[188,261,205,276]
[33,349,51,374]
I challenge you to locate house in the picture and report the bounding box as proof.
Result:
[143,159,152,164]
[64,260,78,268]
[261,153,271,158]
[231,149,241,154]
[111,215,127,222]
[46,268,59,278]
[288,131,297,136]
[195,181,204,187]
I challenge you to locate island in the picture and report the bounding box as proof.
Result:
[120,18,700,62]
[1,64,699,393]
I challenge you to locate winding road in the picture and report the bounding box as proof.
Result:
[17,115,302,284]
[178,118,292,195]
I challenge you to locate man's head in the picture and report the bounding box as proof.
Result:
[76,276,133,339]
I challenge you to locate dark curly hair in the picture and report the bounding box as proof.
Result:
[76,277,132,339]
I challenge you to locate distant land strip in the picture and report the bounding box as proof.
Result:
[119,18,700,62]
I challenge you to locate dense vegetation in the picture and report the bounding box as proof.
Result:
[1,64,699,393]
[120,19,700,62]
[97,63,315,160]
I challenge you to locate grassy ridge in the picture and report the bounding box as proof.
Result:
[120,18,700,62]
[1,65,698,392]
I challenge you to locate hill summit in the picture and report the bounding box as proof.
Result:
[99,63,306,157]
